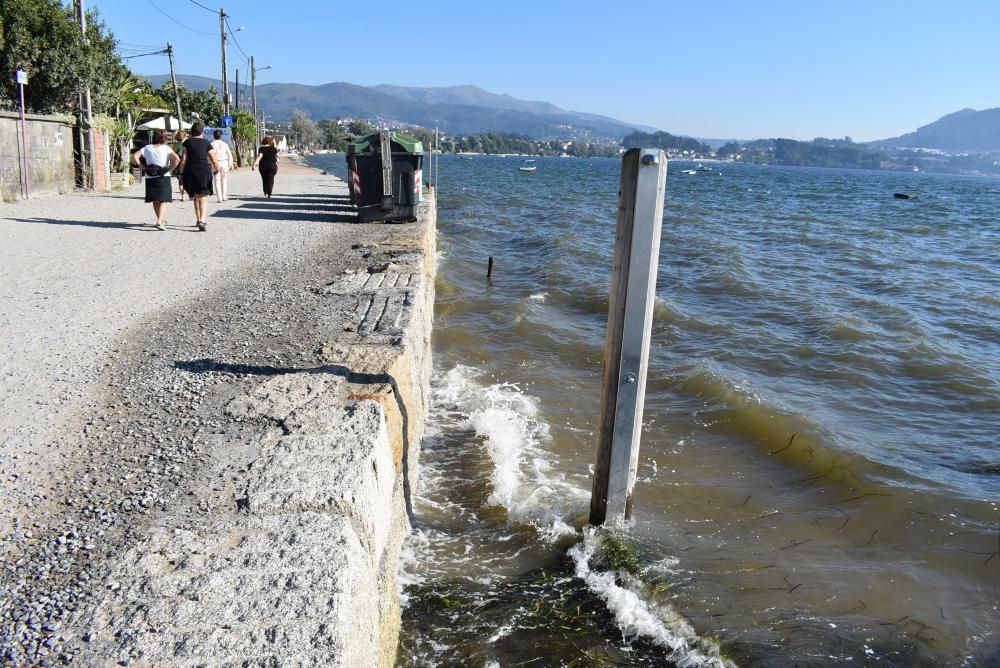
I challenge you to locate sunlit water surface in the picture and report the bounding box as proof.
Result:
[310,154,999,667]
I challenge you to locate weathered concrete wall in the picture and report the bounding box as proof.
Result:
[0,111,76,202]
[73,189,437,666]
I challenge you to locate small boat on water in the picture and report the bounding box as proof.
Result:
[518,166,537,172]
[681,169,697,175]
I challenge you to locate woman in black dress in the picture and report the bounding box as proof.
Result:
[178,122,220,231]
[252,136,280,198]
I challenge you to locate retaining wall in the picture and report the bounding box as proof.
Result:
[0,111,111,202]
[74,189,437,666]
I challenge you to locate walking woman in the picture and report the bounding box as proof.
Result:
[177,122,220,232]
[132,130,180,231]
[172,130,187,201]
[252,136,279,198]
[210,129,233,202]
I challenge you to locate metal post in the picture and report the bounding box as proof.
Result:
[589,148,667,526]
[379,129,393,211]
[235,68,240,111]
[166,43,183,132]
[220,8,229,117]
[16,70,29,198]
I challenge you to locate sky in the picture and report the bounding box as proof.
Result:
[91,0,1000,142]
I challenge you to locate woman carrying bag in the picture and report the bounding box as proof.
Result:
[132,130,180,231]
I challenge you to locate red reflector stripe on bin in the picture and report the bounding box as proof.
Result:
[351,170,361,196]
[414,169,422,194]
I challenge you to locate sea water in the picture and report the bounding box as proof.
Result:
[308,154,999,666]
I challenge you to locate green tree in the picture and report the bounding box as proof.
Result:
[317,119,348,151]
[154,81,223,126]
[0,0,127,114]
[230,110,257,167]
[344,119,375,138]
[290,108,320,150]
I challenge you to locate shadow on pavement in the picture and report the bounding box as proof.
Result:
[210,208,356,223]
[7,217,156,231]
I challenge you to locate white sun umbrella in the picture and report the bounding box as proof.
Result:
[137,116,192,131]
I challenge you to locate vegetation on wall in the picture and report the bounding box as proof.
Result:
[0,0,126,115]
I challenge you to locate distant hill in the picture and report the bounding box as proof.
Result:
[144,75,650,141]
[869,108,1000,153]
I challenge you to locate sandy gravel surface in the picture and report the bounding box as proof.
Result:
[0,159,403,664]
[0,160,342,524]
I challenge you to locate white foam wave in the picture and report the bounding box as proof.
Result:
[435,365,587,535]
[568,527,738,668]
[527,291,548,303]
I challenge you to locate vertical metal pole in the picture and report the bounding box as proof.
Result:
[379,129,393,211]
[235,68,240,111]
[220,8,229,117]
[18,79,29,198]
[590,148,667,526]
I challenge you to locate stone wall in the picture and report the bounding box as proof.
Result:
[72,188,438,666]
[0,111,113,202]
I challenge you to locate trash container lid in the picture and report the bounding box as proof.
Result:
[347,131,423,155]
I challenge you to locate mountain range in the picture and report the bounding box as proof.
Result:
[868,107,1000,153]
[145,74,655,141]
[145,74,1000,153]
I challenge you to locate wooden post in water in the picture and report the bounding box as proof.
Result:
[487,256,494,279]
[590,148,667,526]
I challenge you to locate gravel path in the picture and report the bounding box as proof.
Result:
[0,160,401,664]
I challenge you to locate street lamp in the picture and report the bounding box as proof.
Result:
[250,58,272,144]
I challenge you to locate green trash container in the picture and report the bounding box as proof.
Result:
[346,130,423,222]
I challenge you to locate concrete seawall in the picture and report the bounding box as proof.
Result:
[0,162,435,666]
[75,192,437,666]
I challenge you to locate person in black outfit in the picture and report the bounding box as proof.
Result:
[252,136,280,198]
[178,122,220,231]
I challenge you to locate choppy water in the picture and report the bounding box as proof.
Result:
[310,154,1000,666]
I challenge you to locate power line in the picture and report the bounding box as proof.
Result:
[188,0,218,12]
[225,17,249,61]
[121,49,168,60]
[119,41,162,49]
[144,0,215,35]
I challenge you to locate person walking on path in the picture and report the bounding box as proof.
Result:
[177,122,220,232]
[172,130,187,202]
[210,130,233,202]
[132,130,180,231]
[252,136,280,198]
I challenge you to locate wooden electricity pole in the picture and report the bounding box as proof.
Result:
[590,148,668,526]
[166,43,183,133]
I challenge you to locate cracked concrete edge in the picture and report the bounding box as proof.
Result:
[73,191,437,667]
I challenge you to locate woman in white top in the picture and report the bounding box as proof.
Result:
[211,130,234,202]
[132,130,180,231]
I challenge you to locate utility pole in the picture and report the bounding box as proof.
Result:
[74,0,97,190]
[220,7,229,116]
[251,55,260,145]
[235,68,240,111]
[166,42,183,133]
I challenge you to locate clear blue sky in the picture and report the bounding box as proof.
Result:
[93,0,1000,141]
